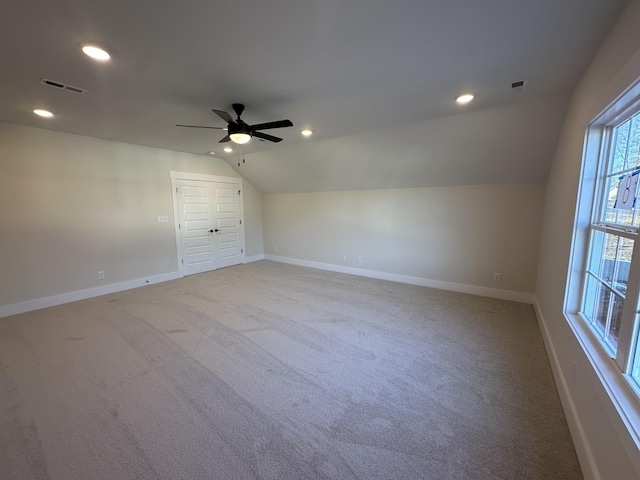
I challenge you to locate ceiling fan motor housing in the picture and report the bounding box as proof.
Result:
[228,121,251,137]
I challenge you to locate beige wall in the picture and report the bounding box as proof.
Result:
[536,1,640,479]
[264,183,545,294]
[0,122,263,307]
[241,180,263,258]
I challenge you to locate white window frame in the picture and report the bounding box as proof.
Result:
[565,78,640,459]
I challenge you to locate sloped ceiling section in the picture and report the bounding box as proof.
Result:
[230,98,569,193]
[0,0,628,193]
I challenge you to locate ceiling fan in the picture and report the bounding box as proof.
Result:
[176,103,293,144]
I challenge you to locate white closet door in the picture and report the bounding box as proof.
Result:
[212,182,243,269]
[175,179,243,275]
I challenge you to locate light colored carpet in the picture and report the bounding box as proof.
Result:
[0,260,581,479]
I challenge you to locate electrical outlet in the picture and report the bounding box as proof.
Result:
[492,272,501,282]
[97,271,105,280]
[274,245,278,253]
[341,254,347,261]
[358,256,363,264]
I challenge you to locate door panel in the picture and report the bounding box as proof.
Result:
[213,183,242,268]
[176,181,217,275]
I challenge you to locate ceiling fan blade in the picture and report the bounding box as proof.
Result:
[218,135,231,143]
[253,131,283,143]
[212,109,236,124]
[251,119,293,131]
[175,124,223,129]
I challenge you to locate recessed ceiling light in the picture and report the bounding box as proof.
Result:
[456,93,474,104]
[223,147,233,153]
[81,45,111,61]
[208,151,215,155]
[33,109,54,118]
[301,129,313,137]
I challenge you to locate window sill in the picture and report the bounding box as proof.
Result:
[565,311,640,459]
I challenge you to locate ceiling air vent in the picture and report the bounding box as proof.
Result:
[511,80,527,90]
[40,78,87,95]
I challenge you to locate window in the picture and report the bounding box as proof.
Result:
[579,99,640,388]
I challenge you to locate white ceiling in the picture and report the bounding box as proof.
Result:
[0,0,628,192]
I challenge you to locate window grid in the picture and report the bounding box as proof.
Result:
[581,109,640,385]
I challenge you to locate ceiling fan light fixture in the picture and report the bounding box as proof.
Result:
[301,129,313,137]
[229,132,251,144]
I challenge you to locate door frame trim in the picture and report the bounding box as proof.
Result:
[169,171,245,277]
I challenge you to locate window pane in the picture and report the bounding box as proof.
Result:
[629,312,640,383]
[587,230,605,274]
[613,237,633,294]
[586,231,632,294]
[593,284,611,335]
[588,232,618,285]
[602,233,619,285]
[627,114,640,172]
[631,140,640,174]
[611,118,632,175]
[602,175,616,223]
[603,175,635,226]
[607,294,623,350]
[583,274,599,323]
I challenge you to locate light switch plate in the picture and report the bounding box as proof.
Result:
[158,215,169,223]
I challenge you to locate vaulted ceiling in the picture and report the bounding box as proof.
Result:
[0,0,628,192]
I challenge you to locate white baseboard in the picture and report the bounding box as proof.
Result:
[0,271,181,319]
[533,299,600,480]
[1,255,266,318]
[264,255,534,304]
